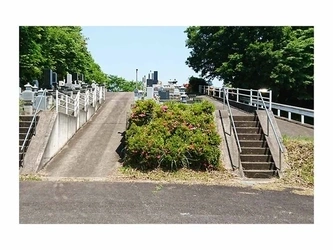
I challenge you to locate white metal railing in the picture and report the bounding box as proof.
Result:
[56,91,77,116]
[258,91,284,170]
[21,89,47,152]
[55,86,105,116]
[225,93,242,170]
[203,85,313,125]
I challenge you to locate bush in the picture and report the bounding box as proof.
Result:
[124,100,221,171]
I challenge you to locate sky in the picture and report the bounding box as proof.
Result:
[81,26,224,87]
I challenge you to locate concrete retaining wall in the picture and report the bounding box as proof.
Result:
[256,110,289,176]
[21,101,104,174]
[218,110,244,177]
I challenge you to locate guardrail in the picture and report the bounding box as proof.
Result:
[225,90,242,171]
[258,91,284,170]
[55,86,106,116]
[21,89,47,152]
[203,86,314,126]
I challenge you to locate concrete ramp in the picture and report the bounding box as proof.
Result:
[40,92,134,178]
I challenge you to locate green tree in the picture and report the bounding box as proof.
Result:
[19,26,108,88]
[185,26,314,108]
[187,76,210,93]
[106,75,142,92]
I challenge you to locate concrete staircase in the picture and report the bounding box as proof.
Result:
[19,115,39,167]
[234,114,278,178]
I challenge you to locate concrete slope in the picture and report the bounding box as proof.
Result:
[41,92,134,178]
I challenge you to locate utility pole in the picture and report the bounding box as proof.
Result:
[136,69,138,90]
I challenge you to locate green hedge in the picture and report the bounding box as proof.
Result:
[124,99,221,171]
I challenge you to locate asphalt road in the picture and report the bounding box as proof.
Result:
[19,181,313,224]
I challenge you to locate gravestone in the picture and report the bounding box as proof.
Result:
[32,80,39,89]
[34,89,47,110]
[21,83,34,102]
[21,83,34,115]
[52,72,58,90]
[42,69,53,89]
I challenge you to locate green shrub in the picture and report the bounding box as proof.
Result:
[124,100,221,171]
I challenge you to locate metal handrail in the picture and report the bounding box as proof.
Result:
[225,92,242,170]
[20,89,47,151]
[258,91,284,170]
[56,90,77,116]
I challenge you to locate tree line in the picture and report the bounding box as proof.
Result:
[184,26,314,108]
[19,26,139,92]
[19,26,108,88]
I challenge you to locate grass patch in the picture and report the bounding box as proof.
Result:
[19,174,42,181]
[119,165,234,185]
[281,135,314,188]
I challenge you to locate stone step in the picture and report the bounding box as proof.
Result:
[233,115,258,121]
[240,140,268,148]
[234,121,259,127]
[19,115,35,122]
[19,127,33,134]
[241,147,270,155]
[19,138,31,146]
[242,170,277,178]
[19,120,37,128]
[236,127,262,134]
[242,161,275,170]
[240,154,273,163]
[19,133,31,139]
[238,133,265,140]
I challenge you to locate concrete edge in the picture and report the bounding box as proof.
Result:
[20,111,58,175]
[216,109,244,178]
[20,99,106,175]
[256,110,289,177]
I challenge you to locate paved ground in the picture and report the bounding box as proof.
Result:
[39,92,134,178]
[19,93,314,225]
[19,181,313,224]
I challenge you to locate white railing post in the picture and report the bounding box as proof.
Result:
[222,87,225,109]
[85,91,88,111]
[94,88,96,107]
[236,88,239,102]
[301,115,304,124]
[66,95,68,114]
[56,90,59,113]
[250,89,253,106]
[76,93,80,129]
[288,112,291,120]
[99,86,102,104]
[257,90,259,110]
[269,90,272,111]
[277,109,280,117]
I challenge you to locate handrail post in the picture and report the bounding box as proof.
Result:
[222,87,225,110]
[56,90,58,113]
[99,88,101,103]
[279,148,281,171]
[236,88,239,102]
[250,89,253,106]
[66,95,68,114]
[269,90,272,111]
[85,91,87,111]
[267,113,269,136]
[257,90,259,110]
